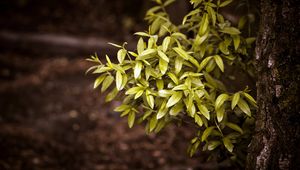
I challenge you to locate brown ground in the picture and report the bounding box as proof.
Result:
[0,52,205,170]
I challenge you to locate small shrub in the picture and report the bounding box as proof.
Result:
[87,0,256,164]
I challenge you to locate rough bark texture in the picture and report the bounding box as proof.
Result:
[246,0,300,169]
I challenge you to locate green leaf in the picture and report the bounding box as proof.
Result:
[201,126,215,141]
[215,93,229,109]
[197,104,210,120]
[208,141,221,151]
[159,58,168,75]
[175,57,183,74]
[157,105,168,119]
[214,55,224,72]
[219,0,233,7]
[226,122,243,134]
[158,89,173,97]
[216,105,225,122]
[105,87,119,102]
[173,47,190,60]
[93,66,112,74]
[199,56,212,71]
[146,91,155,109]
[134,89,144,99]
[162,36,171,52]
[199,13,209,36]
[101,75,114,92]
[194,114,203,127]
[205,59,216,73]
[149,115,158,132]
[138,49,156,60]
[223,137,234,152]
[166,92,182,108]
[108,42,122,48]
[128,112,135,128]
[117,49,127,63]
[93,74,106,89]
[169,102,183,116]
[126,86,143,95]
[231,92,240,109]
[158,50,169,62]
[172,84,188,91]
[237,98,251,116]
[106,55,112,67]
[134,32,150,37]
[120,74,128,90]
[219,42,230,55]
[232,35,240,50]
[137,37,144,55]
[115,71,123,90]
[220,27,241,35]
[167,72,179,85]
[142,110,153,120]
[134,61,143,79]
[156,79,164,90]
[243,92,257,105]
[114,104,131,112]
[164,0,176,6]
[207,6,216,26]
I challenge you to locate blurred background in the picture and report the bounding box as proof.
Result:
[0,0,258,169]
[0,0,201,170]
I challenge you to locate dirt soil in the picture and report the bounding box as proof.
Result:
[0,52,207,170]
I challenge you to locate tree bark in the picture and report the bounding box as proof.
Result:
[246,0,300,169]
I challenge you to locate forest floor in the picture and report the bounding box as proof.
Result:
[0,52,202,170]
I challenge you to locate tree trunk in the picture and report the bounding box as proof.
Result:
[246,0,300,169]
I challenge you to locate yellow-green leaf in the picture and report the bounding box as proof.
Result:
[173,47,190,60]
[166,92,182,108]
[159,58,168,75]
[226,122,243,134]
[243,92,257,104]
[208,141,221,151]
[231,92,240,109]
[162,36,171,52]
[117,49,127,63]
[216,105,225,122]
[198,104,210,120]
[137,37,144,55]
[167,72,179,85]
[175,56,183,74]
[126,86,143,95]
[156,79,164,90]
[169,102,183,116]
[158,50,169,62]
[237,98,251,116]
[220,27,241,35]
[157,106,168,119]
[101,75,114,92]
[146,90,155,109]
[194,114,203,127]
[93,74,106,89]
[223,137,234,152]
[199,13,209,36]
[149,115,158,132]
[215,93,229,109]
[232,35,240,50]
[105,87,119,102]
[201,126,215,141]
[134,61,143,79]
[115,71,123,90]
[219,0,233,7]
[128,112,135,128]
[199,56,212,71]
[214,55,224,72]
